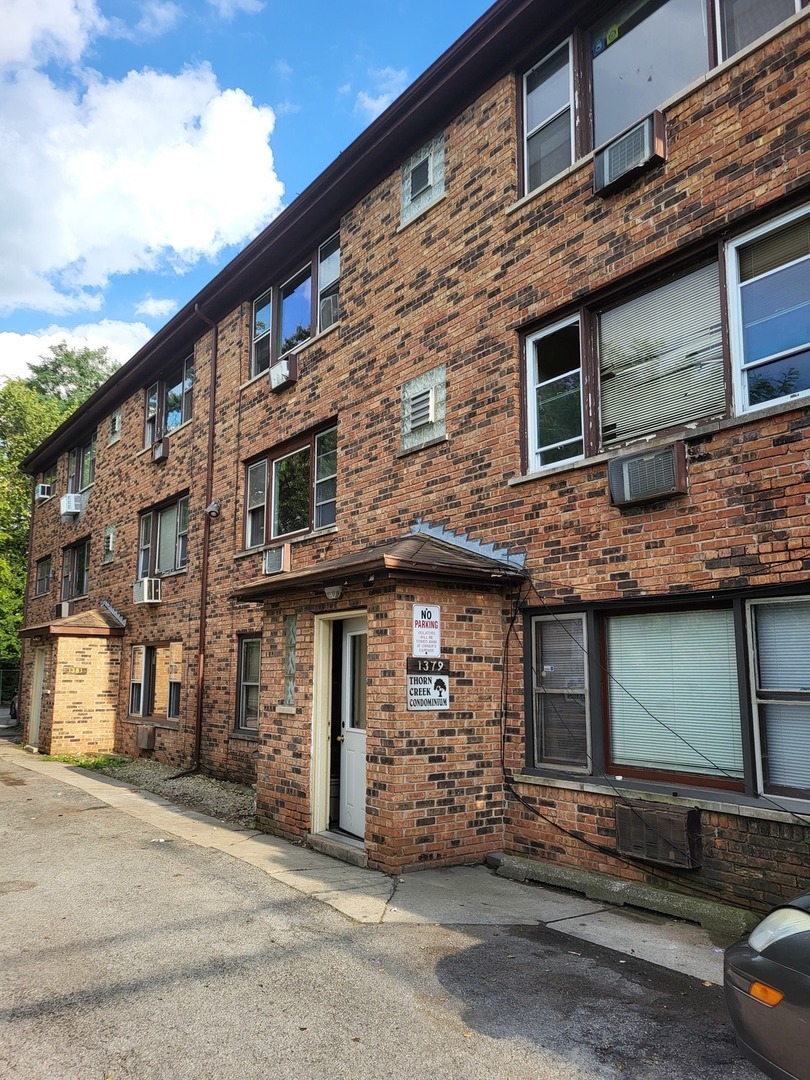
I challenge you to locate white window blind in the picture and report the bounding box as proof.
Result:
[608,609,743,777]
[599,263,725,442]
[752,601,810,792]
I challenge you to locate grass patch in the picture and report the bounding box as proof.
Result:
[44,752,131,771]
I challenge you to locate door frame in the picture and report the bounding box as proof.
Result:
[311,608,365,836]
[28,646,47,749]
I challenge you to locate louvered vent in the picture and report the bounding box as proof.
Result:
[594,112,665,195]
[409,387,435,429]
[615,801,701,869]
[609,442,687,506]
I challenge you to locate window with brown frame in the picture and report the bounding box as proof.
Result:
[521,0,803,196]
[252,233,340,378]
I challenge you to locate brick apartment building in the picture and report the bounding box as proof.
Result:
[18,0,810,911]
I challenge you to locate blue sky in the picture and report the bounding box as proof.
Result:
[0,0,493,381]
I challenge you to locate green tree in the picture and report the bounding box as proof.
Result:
[0,344,118,666]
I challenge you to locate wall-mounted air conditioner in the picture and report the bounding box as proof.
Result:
[152,438,169,463]
[54,600,73,619]
[608,442,687,507]
[133,577,162,604]
[135,724,156,750]
[594,111,665,195]
[269,356,298,392]
[60,493,84,516]
[615,801,701,869]
[262,543,291,575]
[34,484,52,501]
[319,293,340,332]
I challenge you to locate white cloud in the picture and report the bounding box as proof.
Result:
[274,59,293,80]
[0,0,106,69]
[135,296,178,319]
[275,100,300,116]
[208,0,263,18]
[354,66,409,122]
[133,1,183,38]
[0,321,154,383]
[0,63,284,315]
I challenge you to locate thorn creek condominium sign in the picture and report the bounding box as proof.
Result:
[408,605,450,710]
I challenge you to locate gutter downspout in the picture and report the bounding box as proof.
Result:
[173,303,218,777]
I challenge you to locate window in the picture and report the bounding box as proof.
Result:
[749,599,810,797]
[102,525,116,564]
[521,0,802,194]
[400,135,445,225]
[236,636,261,730]
[531,614,590,769]
[527,593,810,798]
[61,540,90,600]
[35,557,51,596]
[130,642,182,719]
[606,609,743,780]
[727,206,810,413]
[67,434,96,493]
[523,42,573,193]
[138,497,189,577]
[718,0,799,60]
[245,426,337,546]
[401,365,446,452]
[525,262,724,468]
[144,356,194,447]
[108,408,121,445]
[526,319,582,469]
[252,233,340,377]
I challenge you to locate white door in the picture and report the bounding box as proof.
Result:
[339,617,367,837]
[28,647,46,748]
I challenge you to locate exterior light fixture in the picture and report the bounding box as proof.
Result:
[324,585,343,600]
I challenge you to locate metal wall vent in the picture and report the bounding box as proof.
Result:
[594,111,666,195]
[136,725,156,750]
[615,801,701,869]
[609,442,687,507]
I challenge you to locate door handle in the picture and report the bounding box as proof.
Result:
[336,735,345,742]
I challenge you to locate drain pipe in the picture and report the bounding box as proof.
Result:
[171,303,218,778]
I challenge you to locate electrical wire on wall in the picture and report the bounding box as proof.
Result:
[497,569,809,911]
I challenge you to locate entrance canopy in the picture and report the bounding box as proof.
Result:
[232,534,525,602]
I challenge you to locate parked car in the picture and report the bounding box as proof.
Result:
[724,892,810,1080]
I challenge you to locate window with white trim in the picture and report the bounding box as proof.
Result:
[400,135,445,225]
[521,0,803,195]
[727,205,810,413]
[102,525,115,564]
[144,356,194,448]
[245,426,337,546]
[527,593,810,798]
[236,635,261,731]
[525,262,724,468]
[67,434,96,493]
[108,408,121,445]
[61,539,90,600]
[137,496,189,577]
[129,642,182,720]
[252,233,340,378]
[35,556,52,596]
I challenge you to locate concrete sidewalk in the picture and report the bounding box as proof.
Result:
[0,739,733,985]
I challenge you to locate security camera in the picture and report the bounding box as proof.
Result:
[205,499,221,518]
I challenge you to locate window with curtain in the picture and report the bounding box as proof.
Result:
[599,263,725,443]
[750,600,810,795]
[607,609,744,779]
[138,496,189,577]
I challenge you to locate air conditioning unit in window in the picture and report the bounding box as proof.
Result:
[615,801,701,869]
[133,577,162,604]
[152,438,169,463]
[262,543,291,575]
[608,442,687,507]
[54,600,73,619]
[594,111,666,195]
[60,493,84,516]
[34,484,52,501]
[269,356,298,392]
[319,293,340,331]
